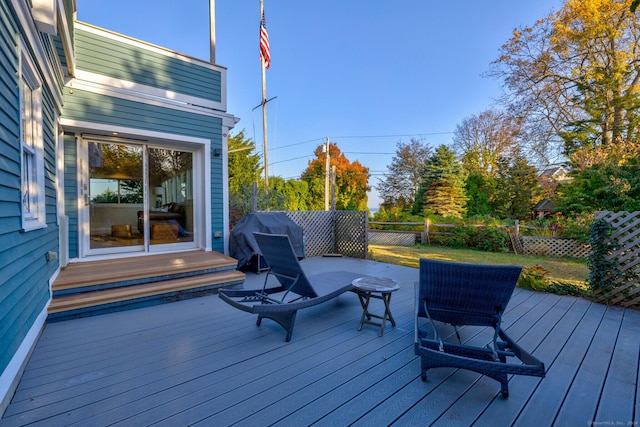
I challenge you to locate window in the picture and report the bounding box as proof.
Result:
[19,40,46,231]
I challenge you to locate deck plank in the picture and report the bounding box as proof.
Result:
[548,305,626,425]
[504,299,603,426]
[594,308,640,424]
[1,257,638,427]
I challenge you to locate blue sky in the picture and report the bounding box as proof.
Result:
[77,0,563,209]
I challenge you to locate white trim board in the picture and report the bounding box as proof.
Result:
[0,306,47,417]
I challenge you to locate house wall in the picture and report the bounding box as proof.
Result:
[74,26,222,103]
[0,0,66,413]
[61,89,226,253]
[62,24,232,254]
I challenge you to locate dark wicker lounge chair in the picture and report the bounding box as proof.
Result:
[219,232,359,341]
[414,259,545,397]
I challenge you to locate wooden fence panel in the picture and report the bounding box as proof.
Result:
[592,211,640,309]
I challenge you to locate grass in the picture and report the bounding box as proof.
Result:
[369,243,589,287]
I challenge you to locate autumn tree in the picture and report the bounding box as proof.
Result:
[492,0,640,163]
[376,138,431,212]
[300,142,370,210]
[414,145,467,218]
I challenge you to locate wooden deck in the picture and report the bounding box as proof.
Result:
[2,257,639,426]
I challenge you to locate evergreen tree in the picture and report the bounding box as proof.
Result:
[415,145,467,218]
[492,155,541,220]
[465,173,496,217]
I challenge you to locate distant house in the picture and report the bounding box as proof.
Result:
[1,0,237,413]
[539,166,572,186]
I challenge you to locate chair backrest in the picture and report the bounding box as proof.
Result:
[253,232,318,298]
[418,259,522,327]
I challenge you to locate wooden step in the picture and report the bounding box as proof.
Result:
[53,251,238,291]
[48,270,246,314]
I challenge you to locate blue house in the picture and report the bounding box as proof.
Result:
[1,0,238,412]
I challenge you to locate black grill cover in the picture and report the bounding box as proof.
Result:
[229,212,304,269]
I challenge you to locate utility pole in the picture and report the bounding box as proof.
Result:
[324,137,330,211]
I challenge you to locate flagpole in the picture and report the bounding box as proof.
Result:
[260,0,269,192]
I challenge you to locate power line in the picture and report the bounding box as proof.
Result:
[256,131,453,153]
[332,132,454,139]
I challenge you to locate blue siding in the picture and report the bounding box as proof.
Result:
[63,134,78,258]
[75,28,222,103]
[0,1,59,376]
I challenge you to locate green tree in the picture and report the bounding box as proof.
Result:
[228,130,262,224]
[300,142,370,210]
[414,145,467,218]
[492,155,541,220]
[464,173,496,217]
[228,130,261,195]
[556,139,640,214]
[376,138,431,211]
[269,177,311,211]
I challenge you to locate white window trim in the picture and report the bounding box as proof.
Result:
[19,37,47,232]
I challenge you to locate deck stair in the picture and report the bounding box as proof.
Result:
[48,251,245,321]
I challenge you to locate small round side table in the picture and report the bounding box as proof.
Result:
[352,277,401,336]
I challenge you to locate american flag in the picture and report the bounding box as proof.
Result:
[260,12,270,69]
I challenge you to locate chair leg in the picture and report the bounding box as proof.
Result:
[420,356,428,381]
[257,311,298,342]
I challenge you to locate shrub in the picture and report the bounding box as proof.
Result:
[518,265,550,291]
[524,214,593,243]
[469,226,510,253]
[545,281,591,297]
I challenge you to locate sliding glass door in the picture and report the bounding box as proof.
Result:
[88,141,144,253]
[83,137,196,256]
[147,148,194,247]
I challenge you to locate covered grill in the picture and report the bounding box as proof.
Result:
[229,212,305,271]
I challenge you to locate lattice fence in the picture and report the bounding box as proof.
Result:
[278,210,368,259]
[334,210,368,258]
[591,211,640,309]
[369,230,417,246]
[518,236,590,258]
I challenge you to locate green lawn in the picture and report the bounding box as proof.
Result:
[369,244,589,286]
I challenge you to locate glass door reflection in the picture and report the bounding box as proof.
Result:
[88,142,144,251]
[147,148,193,245]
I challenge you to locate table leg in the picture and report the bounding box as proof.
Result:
[357,291,372,331]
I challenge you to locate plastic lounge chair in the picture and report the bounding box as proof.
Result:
[219,232,360,341]
[414,259,545,398]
